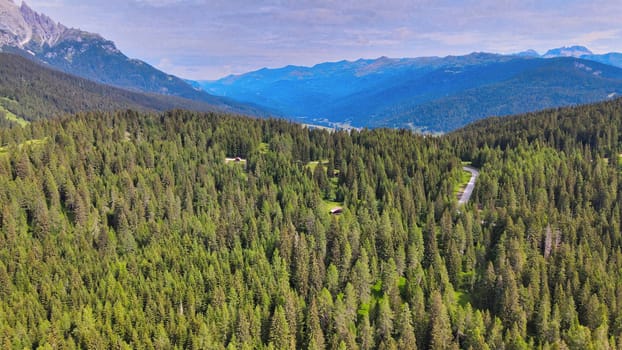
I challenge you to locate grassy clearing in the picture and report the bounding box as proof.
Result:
[358,277,408,317]
[307,160,343,214]
[454,290,473,307]
[258,142,269,154]
[305,159,328,172]
[359,276,470,316]
[0,137,48,156]
[307,161,320,172]
[0,104,29,127]
[603,155,622,172]
[225,157,247,164]
[321,199,343,216]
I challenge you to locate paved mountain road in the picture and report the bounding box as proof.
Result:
[458,166,479,205]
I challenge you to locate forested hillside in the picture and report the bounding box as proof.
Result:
[0,53,221,126]
[0,98,621,348]
[0,0,260,116]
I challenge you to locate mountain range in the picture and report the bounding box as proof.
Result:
[0,0,265,116]
[2,0,622,132]
[198,46,622,132]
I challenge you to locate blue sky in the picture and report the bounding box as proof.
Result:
[23,0,622,80]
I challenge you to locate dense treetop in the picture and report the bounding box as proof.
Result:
[0,97,621,348]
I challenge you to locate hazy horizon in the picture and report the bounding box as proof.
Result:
[23,0,622,80]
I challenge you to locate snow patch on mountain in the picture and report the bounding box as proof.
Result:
[543,46,593,58]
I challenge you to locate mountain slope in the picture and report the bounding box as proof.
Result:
[200,53,516,123]
[200,54,622,131]
[379,58,622,130]
[581,52,622,69]
[0,0,263,115]
[0,52,222,125]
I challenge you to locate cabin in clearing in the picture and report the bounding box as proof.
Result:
[329,207,343,215]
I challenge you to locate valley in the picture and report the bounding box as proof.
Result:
[1,1,622,349]
[199,52,622,132]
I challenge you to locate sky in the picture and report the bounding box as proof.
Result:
[22,0,622,80]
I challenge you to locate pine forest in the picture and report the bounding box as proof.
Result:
[1,98,622,349]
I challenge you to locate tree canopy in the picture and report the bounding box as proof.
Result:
[0,97,621,348]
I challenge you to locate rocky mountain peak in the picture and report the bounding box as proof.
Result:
[0,0,31,47]
[516,49,540,57]
[19,0,67,47]
[543,46,593,58]
[0,0,68,49]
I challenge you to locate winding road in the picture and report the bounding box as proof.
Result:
[458,165,479,205]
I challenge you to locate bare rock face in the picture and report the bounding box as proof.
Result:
[0,0,68,49]
[0,0,225,105]
[0,0,32,47]
[19,1,67,47]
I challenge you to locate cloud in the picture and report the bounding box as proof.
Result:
[20,0,66,9]
[22,0,622,79]
[132,0,203,7]
[571,30,621,45]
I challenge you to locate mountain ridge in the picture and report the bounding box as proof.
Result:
[0,52,227,126]
[197,47,622,131]
[0,0,266,116]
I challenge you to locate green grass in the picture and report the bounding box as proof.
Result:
[305,159,328,172]
[258,142,269,154]
[357,277,408,317]
[306,159,343,214]
[371,280,383,297]
[358,281,384,317]
[307,161,320,171]
[0,104,29,127]
[397,277,406,290]
[23,139,47,147]
[454,168,473,197]
[0,137,48,155]
[321,200,343,214]
[358,302,371,317]
[454,290,473,307]
[603,155,622,172]
[454,270,475,307]
[225,157,247,164]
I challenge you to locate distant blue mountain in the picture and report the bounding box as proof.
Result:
[543,45,593,58]
[580,53,622,69]
[515,49,540,57]
[197,47,622,132]
[524,46,622,69]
